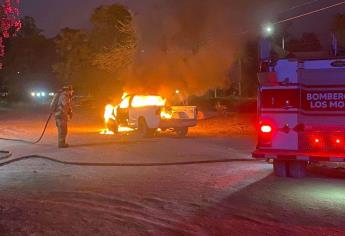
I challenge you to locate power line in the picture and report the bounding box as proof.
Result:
[207,1,345,43]
[279,0,324,14]
[274,0,345,25]
[237,1,343,36]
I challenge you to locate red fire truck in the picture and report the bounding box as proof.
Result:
[253,56,345,177]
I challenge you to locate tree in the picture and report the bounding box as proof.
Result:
[0,0,21,65]
[90,5,133,48]
[240,40,258,97]
[90,4,136,74]
[1,16,57,100]
[53,28,99,94]
[54,4,136,97]
[17,15,42,37]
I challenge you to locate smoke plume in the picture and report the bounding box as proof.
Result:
[119,0,279,97]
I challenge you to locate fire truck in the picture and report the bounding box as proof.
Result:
[253,53,345,178]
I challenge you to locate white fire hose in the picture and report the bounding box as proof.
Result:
[0,112,53,144]
[0,152,261,167]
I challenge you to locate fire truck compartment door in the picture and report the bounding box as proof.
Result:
[261,113,298,150]
[298,68,345,126]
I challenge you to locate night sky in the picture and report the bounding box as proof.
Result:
[21,0,345,41]
[21,0,120,36]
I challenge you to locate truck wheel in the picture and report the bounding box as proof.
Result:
[107,120,118,133]
[273,160,288,177]
[175,127,189,137]
[138,118,155,138]
[288,161,307,178]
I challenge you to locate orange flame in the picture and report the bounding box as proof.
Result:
[131,95,166,108]
[104,104,115,123]
[101,93,174,135]
[100,129,115,135]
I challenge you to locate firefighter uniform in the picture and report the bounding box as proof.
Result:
[54,86,73,148]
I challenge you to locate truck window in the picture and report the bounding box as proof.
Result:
[131,95,166,108]
[261,89,300,109]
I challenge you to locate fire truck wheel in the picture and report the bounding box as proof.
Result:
[288,161,307,178]
[138,118,155,138]
[175,127,188,137]
[273,160,288,177]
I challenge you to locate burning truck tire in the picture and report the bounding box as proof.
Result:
[138,118,155,138]
[175,127,189,137]
[107,120,119,134]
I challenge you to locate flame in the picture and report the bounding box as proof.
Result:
[100,126,135,135]
[102,93,173,136]
[104,104,115,123]
[119,96,130,108]
[118,93,167,109]
[122,92,129,100]
[131,95,166,108]
[118,126,135,132]
[100,129,115,135]
[160,107,172,119]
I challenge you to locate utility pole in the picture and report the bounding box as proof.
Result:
[238,58,242,97]
[282,35,285,50]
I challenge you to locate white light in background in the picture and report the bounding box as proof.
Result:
[263,23,274,37]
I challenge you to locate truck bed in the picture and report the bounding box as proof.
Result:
[160,106,197,128]
[160,119,197,129]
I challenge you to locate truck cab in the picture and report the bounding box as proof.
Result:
[104,94,198,137]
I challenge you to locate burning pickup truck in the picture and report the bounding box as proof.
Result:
[103,93,198,137]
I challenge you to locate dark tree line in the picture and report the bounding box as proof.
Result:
[1,4,136,101]
[1,6,345,101]
[0,16,57,101]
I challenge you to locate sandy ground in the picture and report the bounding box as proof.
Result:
[1,107,345,235]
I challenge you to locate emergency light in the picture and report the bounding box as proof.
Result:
[260,125,272,133]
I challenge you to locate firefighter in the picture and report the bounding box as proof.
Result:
[51,85,73,148]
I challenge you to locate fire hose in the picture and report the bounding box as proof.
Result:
[0,112,55,166]
[0,152,261,167]
[0,112,53,144]
[0,111,262,167]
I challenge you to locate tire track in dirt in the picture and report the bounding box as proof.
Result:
[26,192,205,235]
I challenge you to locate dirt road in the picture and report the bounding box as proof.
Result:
[1,108,345,235]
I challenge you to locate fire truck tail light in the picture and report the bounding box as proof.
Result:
[314,138,320,143]
[258,122,273,147]
[261,125,272,133]
[336,139,341,144]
